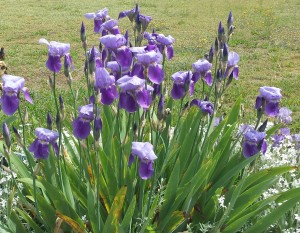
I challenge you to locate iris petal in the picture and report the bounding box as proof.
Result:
[136,89,152,109]
[138,162,154,180]
[72,118,91,139]
[46,55,61,73]
[148,64,164,84]
[1,93,19,115]
[171,83,185,99]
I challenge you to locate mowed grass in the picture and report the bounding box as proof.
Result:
[1,0,300,129]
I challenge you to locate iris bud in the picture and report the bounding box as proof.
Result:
[3,122,11,149]
[47,112,53,130]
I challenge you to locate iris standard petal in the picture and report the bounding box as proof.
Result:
[72,118,91,139]
[148,64,164,84]
[139,162,154,180]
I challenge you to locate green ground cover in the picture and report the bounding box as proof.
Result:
[1,0,300,127]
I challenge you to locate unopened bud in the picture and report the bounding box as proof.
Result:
[47,112,53,130]
[23,107,29,124]
[3,122,11,149]
[12,126,23,147]
[3,144,10,158]
[49,75,54,90]
[157,94,164,120]
[227,11,233,30]
[93,114,102,142]
[56,112,61,131]
[208,46,214,63]
[64,54,73,78]
[80,21,86,43]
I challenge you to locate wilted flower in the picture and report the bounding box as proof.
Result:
[85,8,109,33]
[117,75,153,113]
[192,59,213,86]
[1,75,33,115]
[255,86,282,117]
[94,67,118,105]
[190,99,214,116]
[29,128,59,159]
[242,129,267,158]
[72,104,94,139]
[129,142,157,179]
[171,71,193,99]
[39,38,70,73]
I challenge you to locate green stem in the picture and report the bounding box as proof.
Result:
[18,107,42,222]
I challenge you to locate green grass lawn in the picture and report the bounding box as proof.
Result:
[1,0,300,128]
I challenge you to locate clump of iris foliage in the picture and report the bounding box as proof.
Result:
[0,4,300,233]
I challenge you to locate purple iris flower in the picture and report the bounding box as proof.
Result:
[72,104,94,139]
[101,19,121,35]
[29,128,59,159]
[39,38,70,73]
[117,75,153,113]
[224,52,239,79]
[190,99,214,116]
[271,128,290,148]
[192,59,213,86]
[129,142,157,180]
[116,46,133,72]
[85,8,109,33]
[277,107,292,124]
[156,34,175,60]
[100,34,127,50]
[94,67,118,105]
[255,86,282,117]
[135,50,164,84]
[170,71,193,100]
[242,129,267,158]
[1,75,33,115]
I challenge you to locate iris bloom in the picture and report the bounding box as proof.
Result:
[156,34,175,60]
[1,75,33,115]
[135,50,164,84]
[101,19,121,35]
[170,71,193,100]
[277,107,292,124]
[39,38,70,73]
[242,129,267,158]
[255,86,282,117]
[190,99,214,116]
[100,34,127,50]
[224,52,239,79]
[94,67,118,105]
[129,142,157,180]
[29,128,59,159]
[85,8,109,33]
[192,59,213,86]
[72,104,94,139]
[117,75,153,113]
